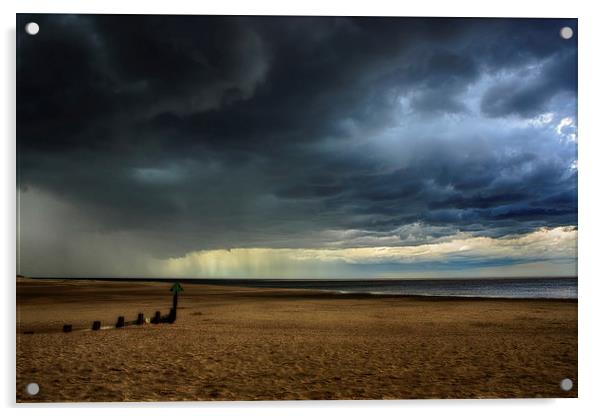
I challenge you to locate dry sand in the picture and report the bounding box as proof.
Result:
[16,277,577,402]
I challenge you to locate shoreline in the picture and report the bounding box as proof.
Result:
[17,276,578,302]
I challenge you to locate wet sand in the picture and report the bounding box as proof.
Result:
[16,278,577,402]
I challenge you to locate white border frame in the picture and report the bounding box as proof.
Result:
[3,1,600,415]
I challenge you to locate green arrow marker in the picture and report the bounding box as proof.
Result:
[170,282,183,294]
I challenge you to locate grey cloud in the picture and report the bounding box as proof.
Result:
[480,49,577,118]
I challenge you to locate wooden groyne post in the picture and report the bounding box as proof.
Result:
[152,311,161,324]
[169,282,183,323]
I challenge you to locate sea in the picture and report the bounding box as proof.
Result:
[221,277,578,299]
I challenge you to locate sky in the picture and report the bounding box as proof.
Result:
[17,15,577,279]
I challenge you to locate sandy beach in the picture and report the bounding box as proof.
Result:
[16,277,577,402]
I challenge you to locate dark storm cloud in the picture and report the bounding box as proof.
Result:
[17,15,577,259]
[480,49,577,118]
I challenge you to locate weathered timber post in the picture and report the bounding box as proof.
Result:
[63,324,72,333]
[116,316,125,328]
[152,311,161,324]
[169,282,183,323]
[92,321,101,330]
[136,313,144,325]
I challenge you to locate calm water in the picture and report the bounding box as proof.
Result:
[222,277,578,299]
